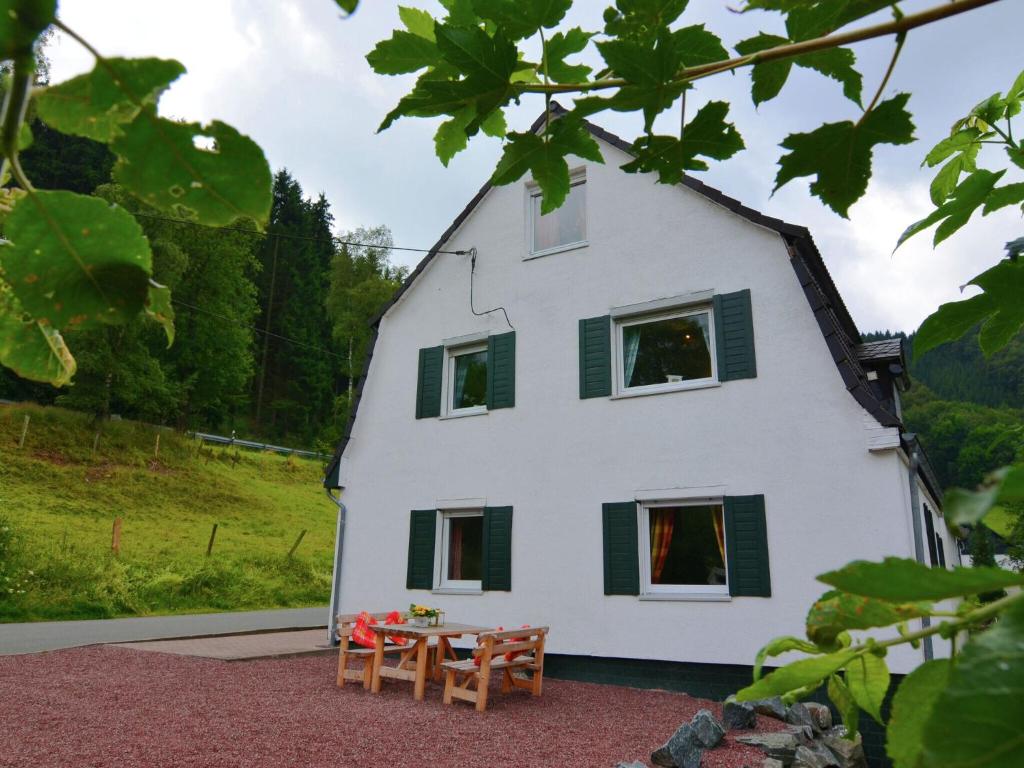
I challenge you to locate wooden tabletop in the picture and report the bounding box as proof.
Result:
[368,622,491,639]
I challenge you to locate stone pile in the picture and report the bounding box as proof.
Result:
[615,696,867,768]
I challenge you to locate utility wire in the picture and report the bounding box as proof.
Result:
[171,298,346,360]
[130,210,468,256]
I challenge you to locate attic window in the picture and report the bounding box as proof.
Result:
[529,174,586,256]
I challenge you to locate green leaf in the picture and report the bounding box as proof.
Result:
[1005,68,1024,118]
[775,93,915,217]
[819,557,1024,602]
[145,280,174,346]
[897,169,1005,249]
[753,635,823,681]
[471,0,571,41]
[603,0,688,43]
[435,24,517,82]
[920,600,1024,767]
[0,280,76,386]
[672,24,727,67]
[333,0,359,12]
[491,118,603,212]
[35,58,185,142]
[542,27,593,83]
[983,182,1024,215]
[930,156,967,206]
[845,652,889,724]
[945,468,1024,531]
[915,259,1024,358]
[735,647,860,701]
[735,33,791,106]
[480,108,507,137]
[366,29,441,75]
[439,0,478,26]
[828,674,860,740]
[785,0,894,41]
[398,6,436,40]
[434,106,474,166]
[886,659,950,768]
[111,107,273,227]
[924,128,981,168]
[796,47,862,106]
[0,0,55,59]
[621,101,744,182]
[807,590,932,647]
[982,505,1017,539]
[0,190,152,331]
[597,31,685,131]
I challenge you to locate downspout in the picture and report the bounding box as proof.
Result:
[325,487,347,647]
[904,435,934,661]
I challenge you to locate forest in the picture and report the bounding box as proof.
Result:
[0,113,407,451]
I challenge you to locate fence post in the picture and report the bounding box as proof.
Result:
[111,517,123,557]
[92,431,101,458]
[288,529,307,559]
[154,433,160,458]
[206,523,218,556]
[17,414,29,448]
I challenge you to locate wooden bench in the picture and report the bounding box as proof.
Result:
[441,626,548,711]
[335,612,416,689]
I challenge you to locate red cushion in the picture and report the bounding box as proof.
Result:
[504,625,532,662]
[351,611,378,649]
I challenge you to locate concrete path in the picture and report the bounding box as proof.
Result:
[0,606,329,655]
[116,629,332,660]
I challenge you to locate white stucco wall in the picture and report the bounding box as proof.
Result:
[333,138,929,674]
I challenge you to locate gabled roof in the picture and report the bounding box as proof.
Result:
[324,107,902,488]
[856,338,905,363]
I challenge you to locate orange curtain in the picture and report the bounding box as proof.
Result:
[650,509,675,583]
[711,507,726,562]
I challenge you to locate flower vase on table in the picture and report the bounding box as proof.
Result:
[408,604,439,628]
[411,615,429,627]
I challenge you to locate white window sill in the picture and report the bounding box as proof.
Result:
[639,593,732,602]
[524,240,589,261]
[611,380,720,400]
[440,408,488,420]
[432,588,484,596]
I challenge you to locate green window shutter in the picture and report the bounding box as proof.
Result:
[407,509,437,590]
[481,506,513,591]
[724,495,771,597]
[415,345,443,419]
[713,289,757,381]
[486,332,516,410]
[602,502,639,595]
[579,315,612,398]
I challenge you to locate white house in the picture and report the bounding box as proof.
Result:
[324,109,956,680]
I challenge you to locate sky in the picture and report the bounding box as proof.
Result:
[44,0,1024,334]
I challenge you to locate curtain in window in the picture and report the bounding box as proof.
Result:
[711,507,725,562]
[650,509,675,582]
[448,521,464,579]
[453,358,469,407]
[623,325,641,387]
[699,315,710,351]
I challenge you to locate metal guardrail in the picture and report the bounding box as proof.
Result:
[190,432,328,460]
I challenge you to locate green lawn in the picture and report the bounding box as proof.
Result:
[0,403,337,622]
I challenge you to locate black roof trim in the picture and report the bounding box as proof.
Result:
[324,106,899,487]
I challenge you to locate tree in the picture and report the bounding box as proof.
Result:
[325,225,407,441]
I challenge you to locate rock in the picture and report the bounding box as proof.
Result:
[690,709,726,748]
[666,724,704,768]
[749,697,788,720]
[803,702,833,733]
[792,745,838,768]
[723,700,758,730]
[786,703,816,731]
[762,760,785,768]
[821,733,867,768]
[785,725,814,746]
[615,763,649,768]
[650,745,674,767]
[735,732,800,763]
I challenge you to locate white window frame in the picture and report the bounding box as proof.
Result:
[614,305,718,397]
[526,171,588,259]
[638,499,729,597]
[443,341,488,417]
[435,509,484,592]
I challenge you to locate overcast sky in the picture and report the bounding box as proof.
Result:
[45,0,1023,333]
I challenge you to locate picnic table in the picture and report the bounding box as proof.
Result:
[369,622,491,701]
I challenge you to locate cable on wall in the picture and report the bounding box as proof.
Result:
[468,247,514,331]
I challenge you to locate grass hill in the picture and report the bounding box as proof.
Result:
[0,403,336,622]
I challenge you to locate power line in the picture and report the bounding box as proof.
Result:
[171,299,346,360]
[130,210,467,256]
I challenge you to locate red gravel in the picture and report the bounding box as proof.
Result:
[0,647,779,768]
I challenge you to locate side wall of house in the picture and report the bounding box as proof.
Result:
[334,140,928,673]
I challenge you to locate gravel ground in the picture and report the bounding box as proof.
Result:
[0,646,779,768]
